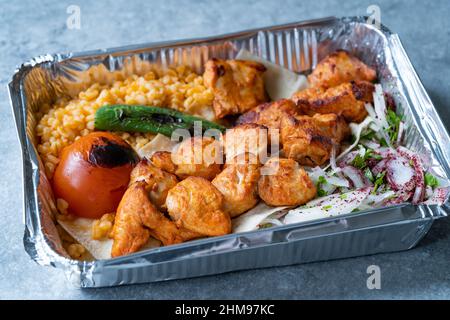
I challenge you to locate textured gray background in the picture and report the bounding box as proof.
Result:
[1,0,449,300]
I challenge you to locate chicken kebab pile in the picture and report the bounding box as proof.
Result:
[53,50,380,258]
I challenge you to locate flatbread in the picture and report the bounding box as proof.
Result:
[236,49,308,100]
[283,188,371,225]
[137,133,178,159]
[58,217,160,260]
[232,202,288,233]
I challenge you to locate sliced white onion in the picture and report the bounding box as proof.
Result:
[326,175,350,188]
[283,188,371,225]
[304,193,337,207]
[364,103,377,119]
[341,166,371,188]
[396,146,414,159]
[423,187,449,205]
[397,121,404,145]
[259,218,284,227]
[320,182,337,195]
[412,175,424,204]
[363,190,396,207]
[397,146,431,171]
[386,156,416,192]
[365,102,392,149]
[325,116,373,170]
[369,122,381,132]
[357,145,366,157]
[385,190,413,205]
[371,159,388,176]
[330,144,339,173]
[337,151,359,167]
[373,84,390,129]
[361,139,380,149]
[232,203,288,233]
[397,147,425,204]
[378,147,397,158]
[307,166,326,184]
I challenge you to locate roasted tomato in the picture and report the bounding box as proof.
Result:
[53,132,139,219]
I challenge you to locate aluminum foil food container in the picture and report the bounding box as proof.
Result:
[9,16,450,287]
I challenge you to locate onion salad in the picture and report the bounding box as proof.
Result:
[257,84,449,230]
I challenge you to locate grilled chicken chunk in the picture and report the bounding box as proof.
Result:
[149,151,178,174]
[281,113,350,166]
[166,176,231,236]
[292,81,375,123]
[204,58,268,118]
[212,153,261,217]
[151,136,222,180]
[129,159,178,211]
[111,182,201,257]
[236,99,300,131]
[308,50,377,89]
[223,123,269,164]
[234,98,349,166]
[258,157,316,206]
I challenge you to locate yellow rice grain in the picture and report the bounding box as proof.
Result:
[36,67,214,179]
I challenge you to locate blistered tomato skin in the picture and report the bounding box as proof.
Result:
[53,132,138,219]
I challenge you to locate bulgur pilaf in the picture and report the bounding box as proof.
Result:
[36,65,214,178]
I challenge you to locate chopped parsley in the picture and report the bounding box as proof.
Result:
[318,176,327,184]
[339,194,347,200]
[364,167,374,182]
[316,176,328,197]
[425,173,439,188]
[379,137,388,147]
[323,205,332,211]
[386,109,403,143]
[352,148,382,169]
[370,153,383,160]
[352,154,366,169]
[360,130,376,141]
[372,171,386,194]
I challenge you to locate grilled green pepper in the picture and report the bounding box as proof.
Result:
[94,105,226,137]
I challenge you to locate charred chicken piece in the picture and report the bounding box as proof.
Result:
[292,81,375,123]
[149,151,178,174]
[111,182,201,257]
[166,176,231,236]
[258,157,316,207]
[203,58,268,118]
[223,123,269,164]
[236,99,300,131]
[280,113,350,166]
[151,136,222,180]
[212,153,261,217]
[129,159,178,211]
[308,50,377,89]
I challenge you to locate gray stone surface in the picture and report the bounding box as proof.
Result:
[1,0,449,299]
